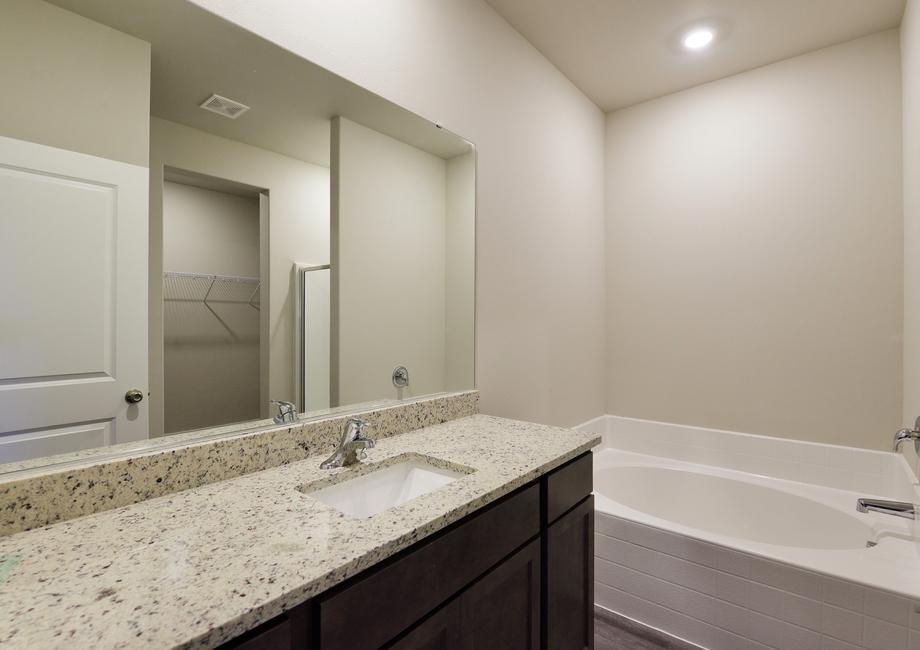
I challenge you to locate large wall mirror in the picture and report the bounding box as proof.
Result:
[0,0,475,470]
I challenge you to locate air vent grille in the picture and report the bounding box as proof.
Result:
[199,94,250,119]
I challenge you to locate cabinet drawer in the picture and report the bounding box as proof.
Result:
[546,452,592,524]
[319,484,540,650]
[547,496,594,650]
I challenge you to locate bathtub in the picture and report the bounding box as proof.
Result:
[583,416,920,650]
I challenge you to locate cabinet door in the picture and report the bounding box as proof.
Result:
[547,496,594,650]
[459,539,540,650]
[319,485,539,650]
[388,599,461,650]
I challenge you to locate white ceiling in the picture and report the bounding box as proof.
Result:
[485,0,906,111]
[49,0,472,166]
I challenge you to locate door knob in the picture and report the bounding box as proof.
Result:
[125,389,144,404]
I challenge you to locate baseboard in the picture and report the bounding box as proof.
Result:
[595,604,704,650]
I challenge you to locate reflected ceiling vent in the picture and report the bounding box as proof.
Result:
[199,93,250,119]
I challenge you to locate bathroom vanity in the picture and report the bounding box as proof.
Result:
[0,412,599,650]
[224,452,594,650]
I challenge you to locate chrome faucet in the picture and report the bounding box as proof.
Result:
[321,418,375,469]
[857,498,917,519]
[894,416,920,451]
[271,400,297,425]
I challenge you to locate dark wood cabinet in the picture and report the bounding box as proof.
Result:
[547,496,594,650]
[545,453,593,525]
[388,599,462,650]
[319,486,539,650]
[220,452,593,650]
[460,539,541,650]
[221,604,312,650]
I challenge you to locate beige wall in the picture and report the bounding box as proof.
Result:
[162,182,260,277]
[902,0,920,473]
[149,118,329,435]
[162,181,260,432]
[190,0,607,428]
[445,152,477,392]
[332,117,448,404]
[0,0,150,167]
[605,30,903,450]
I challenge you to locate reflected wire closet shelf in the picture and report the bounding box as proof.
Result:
[164,271,260,310]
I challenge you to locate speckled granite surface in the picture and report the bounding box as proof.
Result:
[0,391,478,536]
[0,414,599,649]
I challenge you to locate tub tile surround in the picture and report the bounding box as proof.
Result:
[596,513,920,650]
[0,414,599,649]
[0,391,478,536]
[578,415,920,500]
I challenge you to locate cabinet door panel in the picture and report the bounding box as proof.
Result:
[320,485,539,650]
[547,496,594,650]
[460,540,540,650]
[388,599,461,650]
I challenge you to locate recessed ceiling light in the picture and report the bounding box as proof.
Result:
[682,27,715,51]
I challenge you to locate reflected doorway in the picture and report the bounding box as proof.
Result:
[161,170,267,434]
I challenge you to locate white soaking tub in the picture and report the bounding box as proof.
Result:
[582,416,920,650]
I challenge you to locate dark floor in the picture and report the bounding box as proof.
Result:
[595,614,666,650]
[595,608,695,650]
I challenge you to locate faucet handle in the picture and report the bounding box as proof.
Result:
[271,400,297,424]
[346,417,372,437]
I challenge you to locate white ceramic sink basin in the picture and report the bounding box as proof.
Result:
[302,457,469,518]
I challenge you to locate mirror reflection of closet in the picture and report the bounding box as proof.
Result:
[162,171,265,434]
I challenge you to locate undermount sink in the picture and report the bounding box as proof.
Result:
[300,455,471,518]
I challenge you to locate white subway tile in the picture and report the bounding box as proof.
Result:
[715,547,751,578]
[594,532,631,566]
[749,557,823,601]
[909,601,920,630]
[910,629,920,650]
[863,616,909,650]
[864,588,911,626]
[749,611,784,648]
[595,582,646,622]
[820,635,860,650]
[822,577,863,612]
[782,592,823,632]
[654,551,717,596]
[747,641,775,650]
[595,557,623,589]
[822,604,863,645]
[696,622,751,650]
[711,599,751,637]
[594,512,630,539]
[714,570,750,607]
[749,582,785,618]
[782,622,822,650]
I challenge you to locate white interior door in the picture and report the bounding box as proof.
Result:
[0,136,148,463]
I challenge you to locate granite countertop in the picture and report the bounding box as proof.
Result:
[0,414,599,649]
